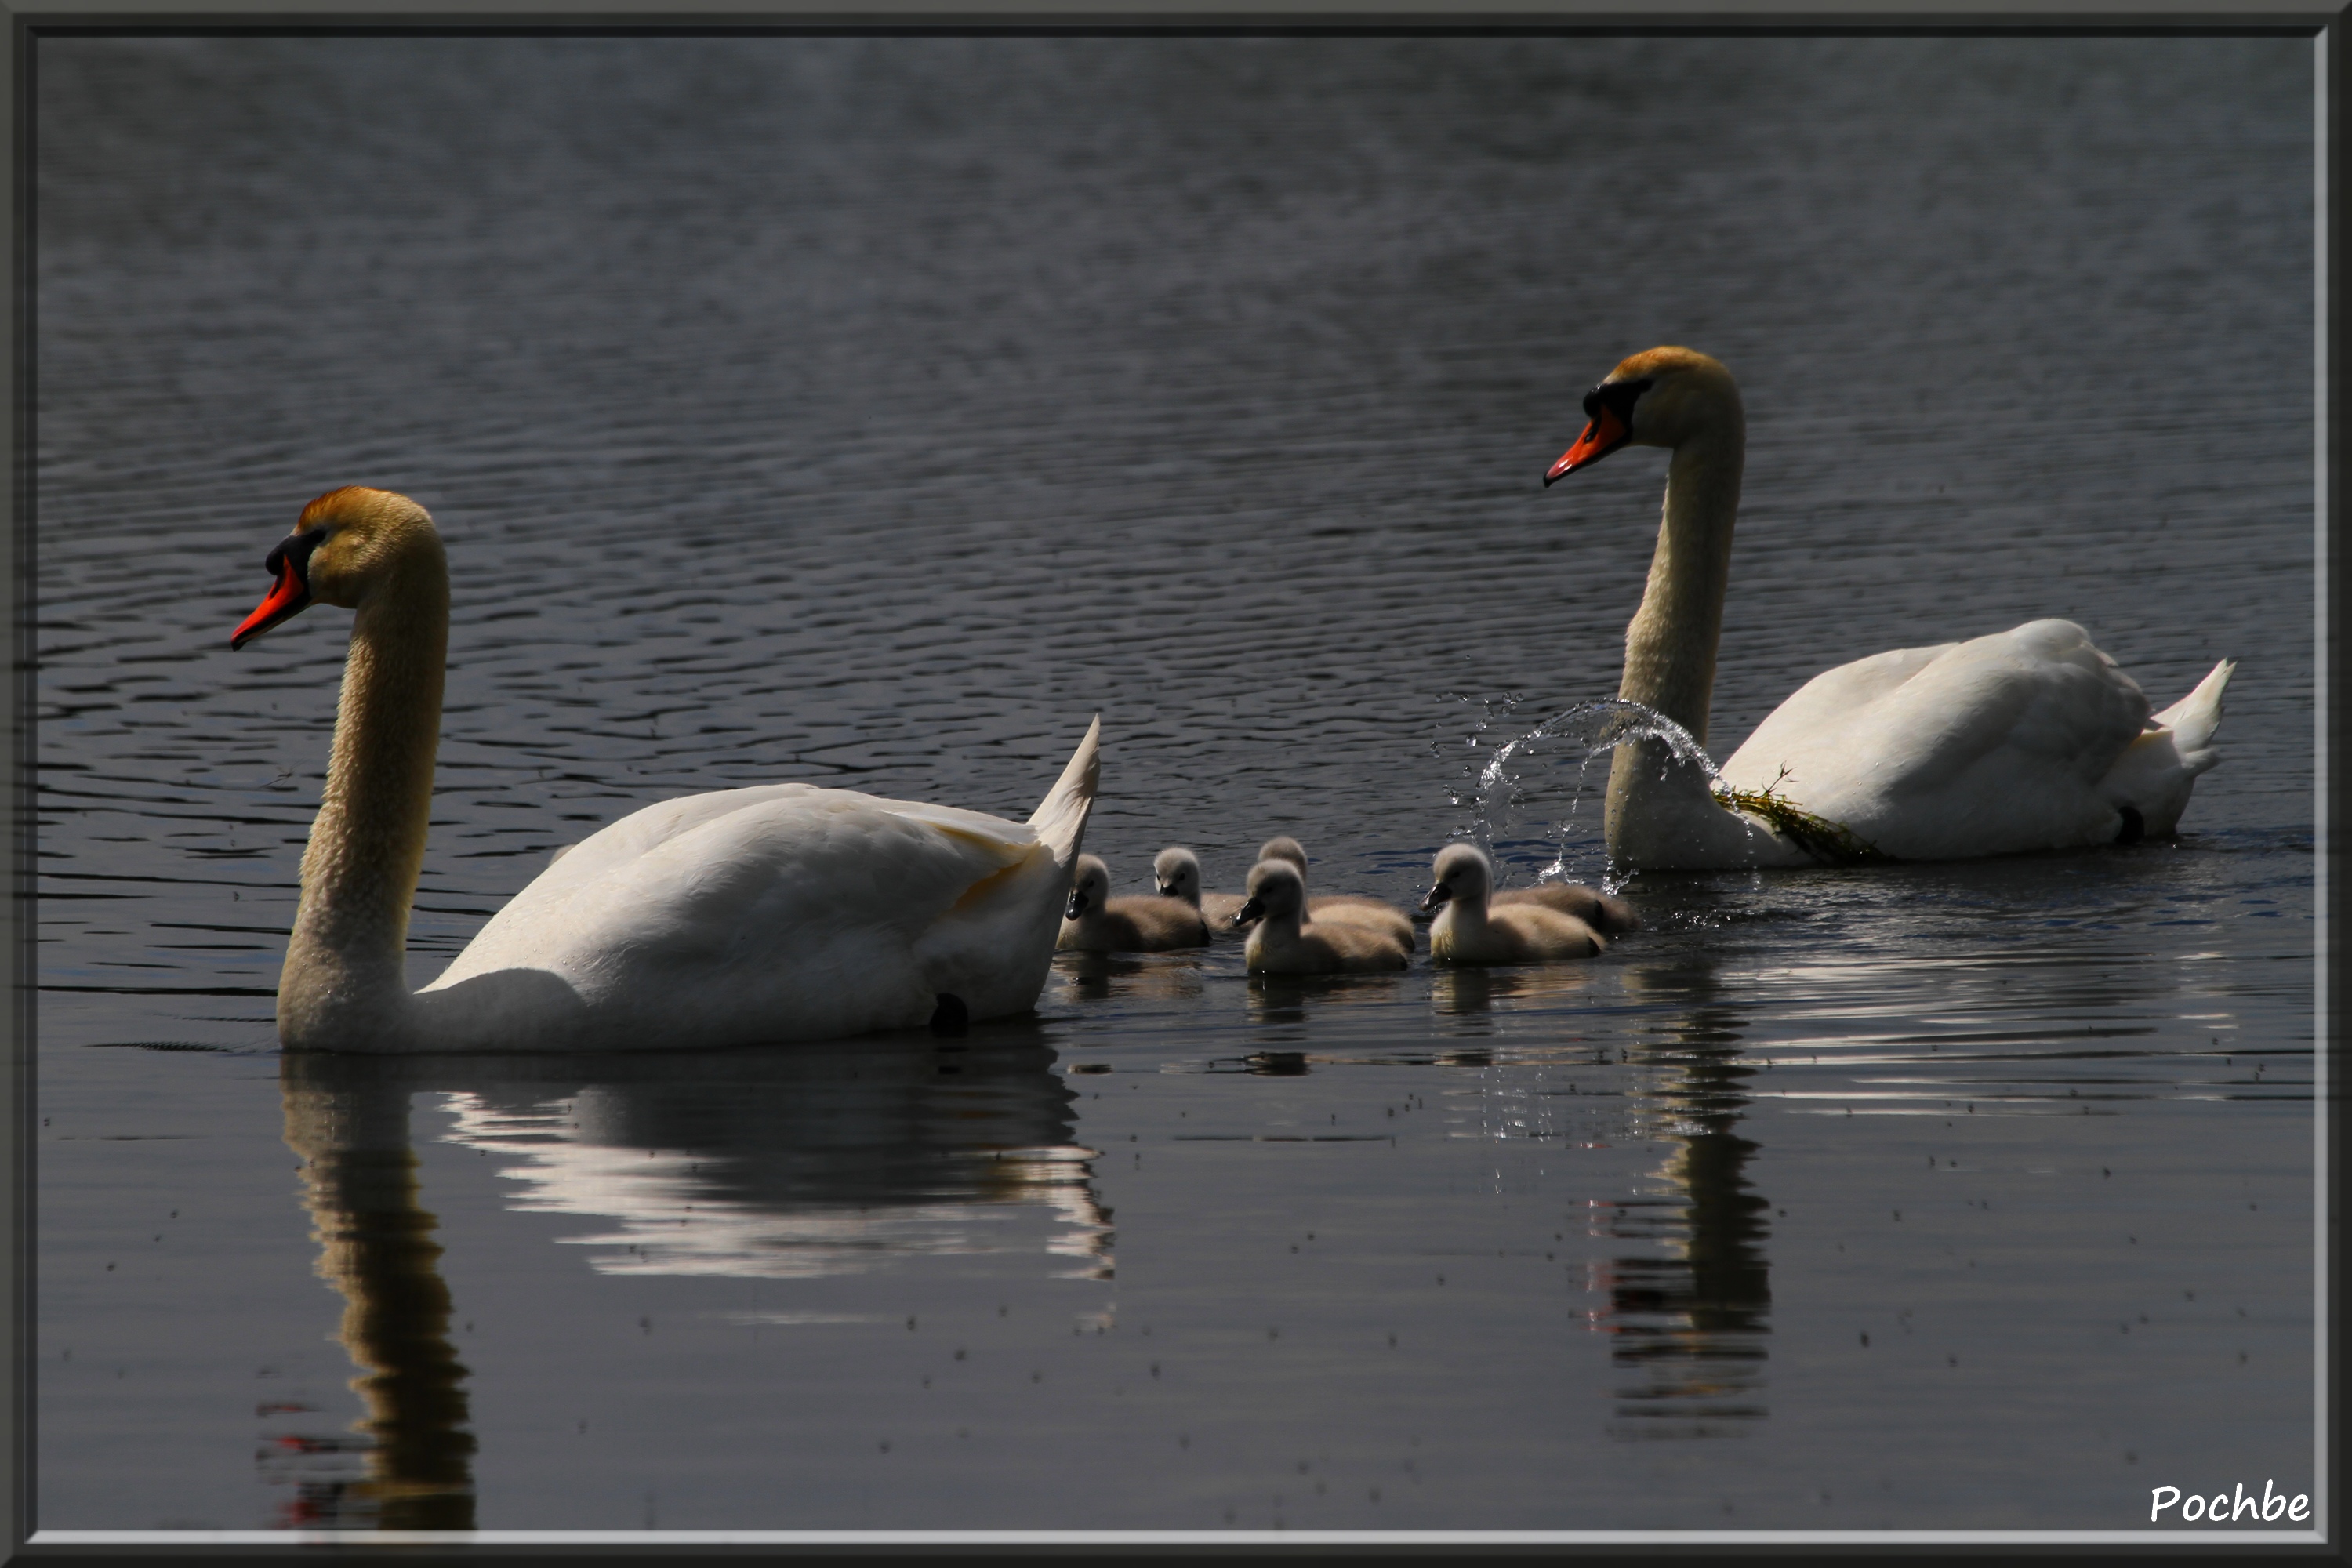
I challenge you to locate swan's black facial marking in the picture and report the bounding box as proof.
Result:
[928,993,969,1036]
[1581,375,1652,429]
[263,527,327,586]
[2115,804,2145,844]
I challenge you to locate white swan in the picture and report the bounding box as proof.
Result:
[232,487,1101,1052]
[1234,860,1410,975]
[1058,855,1212,952]
[1152,847,1251,931]
[1422,844,1603,965]
[1546,347,2235,869]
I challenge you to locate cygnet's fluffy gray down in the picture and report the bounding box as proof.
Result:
[1152,846,1251,933]
[1492,880,1639,935]
[1237,859,1410,975]
[1252,836,1415,950]
[1423,844,1604,966]
[1058,854,1212,953]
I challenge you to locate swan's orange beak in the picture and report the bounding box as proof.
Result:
[1544,405,1628,485]
[231,532,321,648]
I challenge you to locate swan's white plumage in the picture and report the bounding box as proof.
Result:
[424,783,1079,1044]
[238,485,1100,1052]
[1552,347,2234,868]
[1713,619,2229,861]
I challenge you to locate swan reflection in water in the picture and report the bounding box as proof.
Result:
[1432,947,1771,1437]
[269,1030,1108,1526]
[1602,959,1771,1439]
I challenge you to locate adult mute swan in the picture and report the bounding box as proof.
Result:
[1545,347,2234,870]
[232,486,1101,1052]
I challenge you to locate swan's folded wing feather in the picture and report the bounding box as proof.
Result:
[426,789,1043,1040]
[1720,641,1955,790]
[512,783,829,896]
[1722,621,2152,858]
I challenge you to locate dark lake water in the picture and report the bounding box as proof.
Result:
[31,32,2319,1541]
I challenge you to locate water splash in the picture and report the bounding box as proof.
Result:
[1436,695,1718,891]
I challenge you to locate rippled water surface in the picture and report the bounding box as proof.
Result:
[34,34,2318,1536]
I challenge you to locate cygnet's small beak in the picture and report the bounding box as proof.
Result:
[1156,882,1178,898]
[1420,883,1453,913]
[1065,888,1089,920]
[1545,405,1629,485]
[1229,898,1264,929]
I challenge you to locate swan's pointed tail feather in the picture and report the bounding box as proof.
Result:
[2100,656,2233,838]
[2153,658,2234,759]
[1027,716,1101,869]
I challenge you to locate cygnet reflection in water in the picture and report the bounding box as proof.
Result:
[1428,960,1601,1018]
[1051,949,1214,1005]
[1242,969,1408,1029]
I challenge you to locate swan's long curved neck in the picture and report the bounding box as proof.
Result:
[280,554,448,1049]
[1621,429,1742,744]
[1603,405,1804,869]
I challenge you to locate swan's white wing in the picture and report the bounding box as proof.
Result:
[1719,642,1955,787]
[423,787,1047,1047]
[505,782,829,895]
[1719,620,2151,858]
